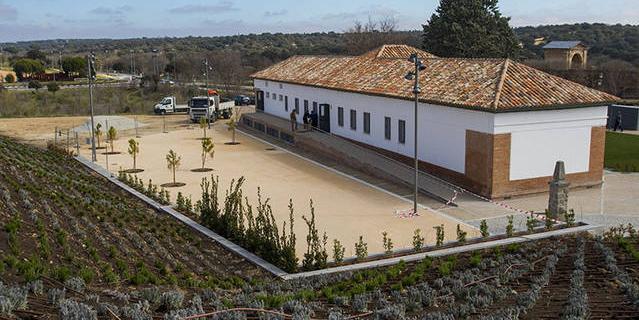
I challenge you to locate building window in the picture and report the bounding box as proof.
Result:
[279,94,283,101]
[265,81,269,87]
[363,112,371,134]
[384,117,391,140]
[350,109,357,130]
[304,100,309,113]
[398,120,406,144]
[272,93,276,100]
[266,92,270,99]
[338,107,344,127]
[284,96,289,112]
[295,98,300,113]
[313,101,318,113]
[279,83,283,89]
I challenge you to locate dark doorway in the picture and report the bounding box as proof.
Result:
[319,104,331,133]
[256,90,264,111]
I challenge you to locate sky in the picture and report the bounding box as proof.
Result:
[0,0,637,42]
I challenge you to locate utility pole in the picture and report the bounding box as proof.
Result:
[88,53,97,162]
[130,49,134,75]
[204,58,211,129]
[404,53,426,215]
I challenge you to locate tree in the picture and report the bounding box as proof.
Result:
[26,47,48,64]
[4,74,15,83]
[28,80,43,91]
[47,82,60,94]
[128,139,140,170]
[95,123,103,149]
[13,59,45,81]
[107,126,117,153]
[166,150,181,185]
[227,116,238,144]
[423,0,520,58]
[61,57,87,77]
[200,138,214,170]
[199,116,208,139]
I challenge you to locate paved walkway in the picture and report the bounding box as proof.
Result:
[244,112,462,204]
[242,111,639,235]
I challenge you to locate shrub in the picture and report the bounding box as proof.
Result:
[58,299,97,320]
[382,231,394,254]
[479,220,489,238]
[161,291,184,311]
[565,209,576,227]
[526,214,536,233]
[355,236,368,261]
[506,216,514,237]
[412,229,425,251]
[545,213,555,230]
[28,80,43,91]
[434,225,445,246]
[456,224,467,243]
[64,277,85,293]
[332,239,345,264]
[301,200,328,270]
[48,288,66,306]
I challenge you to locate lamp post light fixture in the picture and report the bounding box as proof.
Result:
[404,52,427,216]
[87,52,97,162]
[203,58,213,129]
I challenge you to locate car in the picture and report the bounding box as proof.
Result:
[234,95,252,106]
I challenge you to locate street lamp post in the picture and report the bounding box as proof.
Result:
[88,52,97,162]
[404,53,426,215]
[204,58,212,129]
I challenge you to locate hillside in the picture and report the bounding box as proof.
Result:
[2,24,639,66]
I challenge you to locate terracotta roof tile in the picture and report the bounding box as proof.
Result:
[251,45,618,111]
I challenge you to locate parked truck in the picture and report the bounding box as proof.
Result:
[188,94,235,123]
[153,96,189,114]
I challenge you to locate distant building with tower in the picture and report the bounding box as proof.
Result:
[543,41,588,69]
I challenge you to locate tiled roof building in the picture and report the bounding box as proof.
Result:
[251,45,617,199]
[252,44,615,111]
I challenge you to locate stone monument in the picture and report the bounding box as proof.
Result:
[548,161,570,218]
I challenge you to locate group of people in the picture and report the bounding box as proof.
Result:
[290,109,318,132]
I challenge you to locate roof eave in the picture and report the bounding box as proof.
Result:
[251,76,618,113]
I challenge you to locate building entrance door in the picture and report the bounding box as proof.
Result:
[319,104,331,133]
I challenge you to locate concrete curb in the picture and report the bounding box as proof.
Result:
[74,156,288,278]
[282,224,598,280]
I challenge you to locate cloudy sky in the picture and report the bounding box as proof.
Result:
[0,0,637,42]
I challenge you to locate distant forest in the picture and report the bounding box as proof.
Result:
[2,23,639,65]
[1,23,638,99]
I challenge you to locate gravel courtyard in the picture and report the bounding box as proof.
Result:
[79,120,478,257]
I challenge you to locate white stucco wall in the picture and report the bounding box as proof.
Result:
[254,79,608,180]
[495,107,607,180]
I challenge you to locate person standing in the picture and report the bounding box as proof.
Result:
[290,109,298,132]
[614,111,624,132]
[303,109,310,130]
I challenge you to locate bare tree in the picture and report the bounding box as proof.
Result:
[600,60,638,96]
[344,15,404,55]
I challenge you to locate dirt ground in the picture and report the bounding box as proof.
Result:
[0,114,192,146]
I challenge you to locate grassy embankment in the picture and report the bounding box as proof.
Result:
[605,131,639,172]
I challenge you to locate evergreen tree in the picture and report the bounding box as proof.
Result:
[423,0,520,58]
